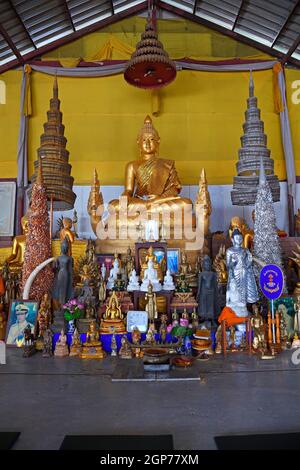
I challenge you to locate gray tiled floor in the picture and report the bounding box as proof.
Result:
[1,348,300,450]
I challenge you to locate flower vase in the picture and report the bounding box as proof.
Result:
[66,319,76,335]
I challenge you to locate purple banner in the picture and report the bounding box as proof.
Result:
[259,264,284,300]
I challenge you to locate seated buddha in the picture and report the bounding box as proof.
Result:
[140,246,163,281]
[100,291,126,334]
[92,115,192,234]
[4,215,28,271]
[80,321,106,359]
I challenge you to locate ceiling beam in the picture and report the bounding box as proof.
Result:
[157,1,287,62]
[0,1,147,73]
[283,34,300,62]
[110,0,115,15]
[271,0,300,47]
[232,0,246,31]
[61,0,76,32]
[0,22,23,64]
[7,0,37,49]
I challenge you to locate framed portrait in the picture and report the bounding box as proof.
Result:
[6,300,39,347]
[167,249,180,274]
[0,180,16,237]
[270,296,296,338]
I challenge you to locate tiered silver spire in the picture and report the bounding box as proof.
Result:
[231,72,280,205]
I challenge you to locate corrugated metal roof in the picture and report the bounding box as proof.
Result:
[0,0,300,72]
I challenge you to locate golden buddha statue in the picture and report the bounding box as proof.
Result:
[140,246,163,281]
[100,291,126,334]
[60,217,75,256]
[176,251,196,286]
[87,115,192,235]
[145,282,158,322]
[4,215,28,271]
[195,168,212,253]
[80,321,106,359]
[69,328,81,356]
[229,216,253,250]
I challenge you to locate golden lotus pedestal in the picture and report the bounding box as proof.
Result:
[100,319,126,335]
[80,342,106,359]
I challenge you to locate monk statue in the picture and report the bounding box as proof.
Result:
[4,215,28,271]
[140,246,163,281]
[87,115,192,235]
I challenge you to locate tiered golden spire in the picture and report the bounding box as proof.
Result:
[30,77,76,210]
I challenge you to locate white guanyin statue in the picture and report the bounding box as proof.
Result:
[140,259,162,292]
[127,269,140,292]
[163,269,175,291]
[106,258,120,290]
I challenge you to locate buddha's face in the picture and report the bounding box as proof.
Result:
[63,218,72,229]
[21,217,29,236]
[139,132,159,156]
[233,233,243,247]
[111,299,116,309]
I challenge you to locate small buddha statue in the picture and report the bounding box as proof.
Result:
[54,330,69,357]
[88,115,192,236]
[80,321,106,359]
[119,335,133,359]
[106,255,121,290]
[144,325,156,345]
[100,291,126,334]
[42,328,53,357]
[125,247,135,280]
[85,300,95,320]
[127,269,140,292]
[140,246,163,281]
[145,282,158,322]
[140,259,162,292]
[59,217,75,256]
[162,269,175,291]
[69,328,82,356]
[176,251,196,286]
[251,304,266,353]
[5,215,28,271]
[37,293,52,337]
[98,275,107,303]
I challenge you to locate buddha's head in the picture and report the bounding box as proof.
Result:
[137,115,160,158]
[63,217,72,229]
[230,216,245,233]
[21,215,29,236]
[231,228,243,247]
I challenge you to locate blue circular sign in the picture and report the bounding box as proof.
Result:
[259,264,284,300]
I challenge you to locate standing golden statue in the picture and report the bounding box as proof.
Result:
[195,168,212,253]
[145,282,158,322]
[88,115,192,234]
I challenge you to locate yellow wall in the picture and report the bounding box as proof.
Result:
[0,16,289,186]
[285,69,300,177]
[0,70,20,178]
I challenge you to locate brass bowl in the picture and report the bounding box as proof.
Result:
[171,356,195,368]
[143,347,169,364]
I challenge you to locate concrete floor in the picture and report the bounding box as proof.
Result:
[1,348,300,450]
